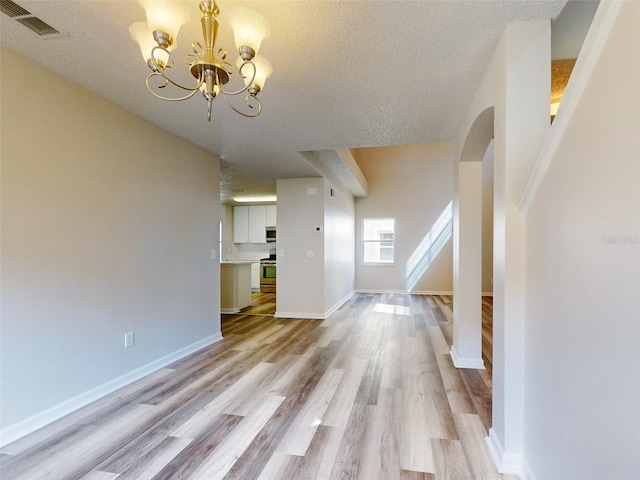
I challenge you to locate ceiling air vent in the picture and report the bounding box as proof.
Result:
[1,0,67,38]
[0,0,30,18]
[16,16,60,36]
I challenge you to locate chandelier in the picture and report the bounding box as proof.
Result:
[130,0,272,121]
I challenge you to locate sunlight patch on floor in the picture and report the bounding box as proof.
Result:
[374,303,411,316]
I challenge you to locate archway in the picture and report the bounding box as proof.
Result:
[451,107,494,369]
[452,19,552,474]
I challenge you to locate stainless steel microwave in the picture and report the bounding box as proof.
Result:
[266,227,276,242]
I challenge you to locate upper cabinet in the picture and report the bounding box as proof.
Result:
[266,205,277,227]
[233,206,250,243]
[233,205,267,243]
[248,206,267,243]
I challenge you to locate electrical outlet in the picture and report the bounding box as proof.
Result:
[124,331,135,348]
[307,250,314,258]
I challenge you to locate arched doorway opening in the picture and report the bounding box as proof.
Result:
[451,106,494,370]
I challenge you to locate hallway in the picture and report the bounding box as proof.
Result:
[0,293,507,479]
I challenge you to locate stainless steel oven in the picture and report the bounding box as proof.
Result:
[260,259,276,293]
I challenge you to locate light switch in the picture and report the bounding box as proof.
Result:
[307,250,314,258]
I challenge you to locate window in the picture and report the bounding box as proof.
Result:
[363,218,395,264]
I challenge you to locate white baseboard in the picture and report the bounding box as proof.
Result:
[520,458,537,480]
[355,288,489,297]
[276,290,450,318]
[486,428,506,472]
[274,311,325,319]
[274,291,357,320]
[324,290,356,318]
[220,307,240,314]
[0,332,223,448]
[449,346,485,369]
[355,289,454,295]
[486,428,523,477]
[410,290,454,295]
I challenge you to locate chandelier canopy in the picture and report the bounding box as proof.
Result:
[130,0,272,121]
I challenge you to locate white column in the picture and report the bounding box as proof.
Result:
[451,160,485,369]
[486,19,551,473]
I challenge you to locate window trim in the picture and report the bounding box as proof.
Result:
[362,218,396,265]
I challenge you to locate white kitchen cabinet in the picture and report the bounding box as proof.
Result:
[233,205,267,243]
[266,205,277,227]
[233,206,249,243]
[248,205,266,242]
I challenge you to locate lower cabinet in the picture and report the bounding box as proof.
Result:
[220,262,252,313]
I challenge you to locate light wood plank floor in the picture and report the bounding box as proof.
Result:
[240,292,277,316]
[0,293,512,480]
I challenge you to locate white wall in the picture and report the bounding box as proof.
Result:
[482,141,494,294]
[276,177,355,318]
[276,178,326,318]
[551,0,600,60]
[523,2,640,478]
[454,18,551,472]
[352,143,454,293]
[0,50,221,442]
[222,204,234,260]
[323,180,355,313]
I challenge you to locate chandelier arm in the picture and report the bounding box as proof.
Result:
[145,72,203,101]
[148,46,206,93]
[216,81,250,97]
[191,41,204,57]
[216,61,256,97]
[151,45,175,69]
[185,52,201,66]
[220,60,233,75]
[220,91,262,118]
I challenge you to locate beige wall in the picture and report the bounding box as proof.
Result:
[523,2,640,477]
[323,178,356,311]
[276,177,355,318]
[353,143,454,293]
[0,49,221,440]
[276,177,326,317]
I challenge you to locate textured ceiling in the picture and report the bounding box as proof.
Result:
[1,0,567,203]
[305,149,368,198]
